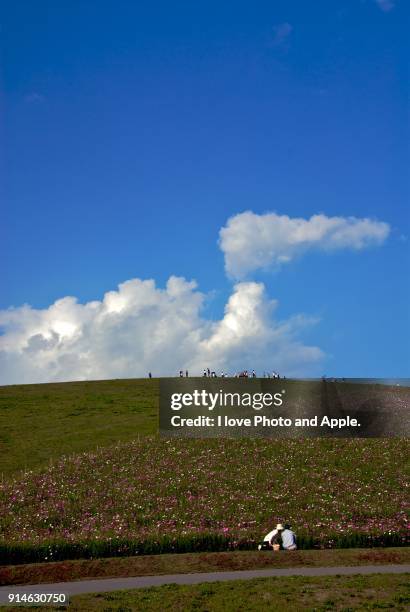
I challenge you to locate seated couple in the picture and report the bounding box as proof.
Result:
[257,523,297,551]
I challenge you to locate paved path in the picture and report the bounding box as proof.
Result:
[1,565,409,603]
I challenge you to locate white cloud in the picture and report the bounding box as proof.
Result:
[375,0,395,12]
[1,211,390,384]
[219,211,390,278]
[0,277,323,384]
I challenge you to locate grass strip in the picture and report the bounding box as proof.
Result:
[5,573,408,612]
[1,547,409,586]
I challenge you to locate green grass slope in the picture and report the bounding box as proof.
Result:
[1,378,408,563]
[0,379,158,476]
[2,377,408,477]
[1,438,408,562]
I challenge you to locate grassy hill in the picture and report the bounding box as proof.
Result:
[1,436,408,562]
[0,378,408,563]
[2,377,408,476]
[0,379,158,476]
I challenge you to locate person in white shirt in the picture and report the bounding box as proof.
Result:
[257,523,284,550]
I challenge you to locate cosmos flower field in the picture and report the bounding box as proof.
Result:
[1,437,408,563]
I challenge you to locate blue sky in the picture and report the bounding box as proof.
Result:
[1,0,409,382]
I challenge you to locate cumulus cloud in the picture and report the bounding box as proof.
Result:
[0,277,323,385]
[219,211,390,278]
[1,211,390,384]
